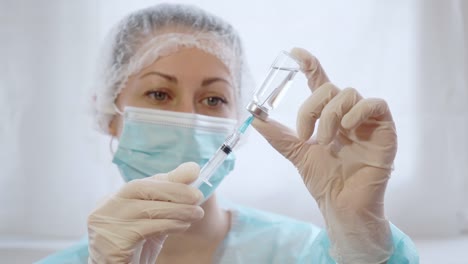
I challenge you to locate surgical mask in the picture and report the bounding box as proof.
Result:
[112,106,237,200]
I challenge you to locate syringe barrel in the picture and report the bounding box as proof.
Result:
[191,145,231,189]
[190,119,248,195]
[223,131,241,149]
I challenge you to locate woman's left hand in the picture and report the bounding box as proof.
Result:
[252,47,396,263]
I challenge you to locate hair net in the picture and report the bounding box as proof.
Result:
[92,3,252,134]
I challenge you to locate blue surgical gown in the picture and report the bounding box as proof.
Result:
[35,204,419,263]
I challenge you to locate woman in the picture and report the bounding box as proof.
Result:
[38,3,418,263]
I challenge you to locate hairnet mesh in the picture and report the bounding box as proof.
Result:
[92,3,253,134]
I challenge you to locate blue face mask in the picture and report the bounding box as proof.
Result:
[112,107,237,201]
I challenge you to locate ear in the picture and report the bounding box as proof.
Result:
[108,115,119,137]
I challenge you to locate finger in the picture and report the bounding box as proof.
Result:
[251,117,305,164]
[341,98,393,130]
[151,162,200,184]
[98,197,205,221]
[138,202,204,221]
[88,217,192,240]
[296,83,340,140]
[316,88,363,144]
[135,219,192,238]
[119,180,203,205]
[290,47,330,91]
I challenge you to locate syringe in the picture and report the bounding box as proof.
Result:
[191,115,254,189]
[191,50,301,195]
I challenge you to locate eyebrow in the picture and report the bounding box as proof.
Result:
[141,71,177,83]
[140,71,231,87]
[201,77,231,87]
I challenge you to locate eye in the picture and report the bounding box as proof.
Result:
[146,90,169,101]
[203,96,227,107]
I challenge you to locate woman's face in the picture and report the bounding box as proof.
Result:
[109,48,237,137]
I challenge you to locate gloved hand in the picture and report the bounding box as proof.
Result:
[252,48,396,264]
[87,162,204,264]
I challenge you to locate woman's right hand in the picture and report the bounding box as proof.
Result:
[87,162,204,264]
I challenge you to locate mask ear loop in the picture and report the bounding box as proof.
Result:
[113,103,124,115]
[109,136,116,155]
[109,103,124,155]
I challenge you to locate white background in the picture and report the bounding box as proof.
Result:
[1,0,467,263]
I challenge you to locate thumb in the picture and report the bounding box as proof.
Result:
[151,162,201,184]
[251,117,302,162]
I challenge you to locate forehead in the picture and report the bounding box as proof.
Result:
[136,47,232,81]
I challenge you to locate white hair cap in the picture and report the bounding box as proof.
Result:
[92,3,252,134]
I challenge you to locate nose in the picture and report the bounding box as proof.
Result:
[173,95,196,114]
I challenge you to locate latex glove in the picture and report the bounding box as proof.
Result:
[252,48,396,264]
[87,162,204,264]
